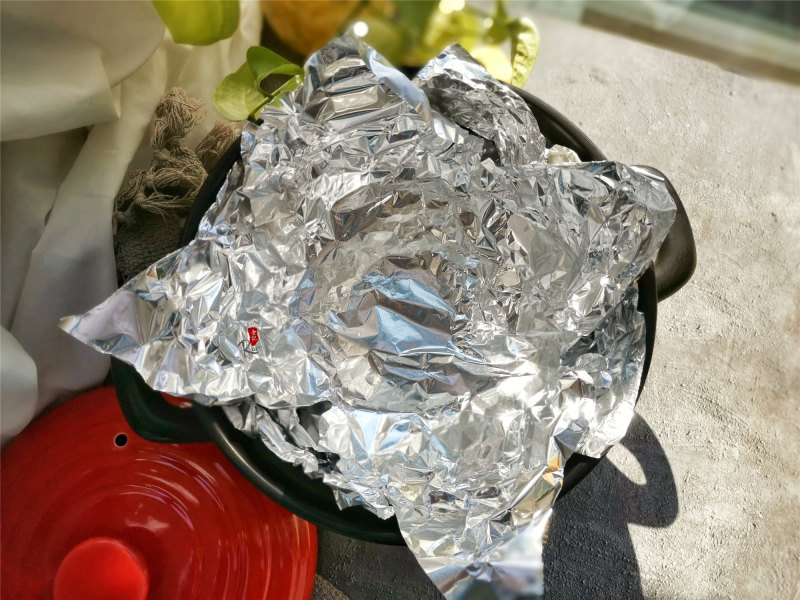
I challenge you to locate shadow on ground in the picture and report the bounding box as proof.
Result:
[315,415,678,600]
[316,527,444,600]
[544,415,679,599]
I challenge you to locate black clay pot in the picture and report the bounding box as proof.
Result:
[112,88,696,545]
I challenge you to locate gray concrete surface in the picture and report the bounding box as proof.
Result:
[316,15,800,600]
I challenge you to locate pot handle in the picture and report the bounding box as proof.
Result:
[632,165,696,301]
[111,358,212,444]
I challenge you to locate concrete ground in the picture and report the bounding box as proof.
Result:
[316,15,800,600]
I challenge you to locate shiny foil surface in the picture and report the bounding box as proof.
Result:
[62,38,676,599]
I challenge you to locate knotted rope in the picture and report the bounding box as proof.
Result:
[114,88,240,232]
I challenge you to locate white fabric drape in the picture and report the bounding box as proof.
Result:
[1,1,262,444]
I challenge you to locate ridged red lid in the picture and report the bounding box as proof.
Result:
[1,387,316,600]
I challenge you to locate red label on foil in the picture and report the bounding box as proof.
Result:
[247,327,259,346]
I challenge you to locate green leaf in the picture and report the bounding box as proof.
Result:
[213,62,267,121]
[213,47,303,121]
[485,0,509,44]
[246,46,304,88]
[415,5,482,62]
[396,0,438,40]
[508,17,539,88]
[152,0,239,46]
[361,16,407,65]
[246,46,303,102]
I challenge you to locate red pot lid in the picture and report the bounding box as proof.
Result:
[1,387,317,600]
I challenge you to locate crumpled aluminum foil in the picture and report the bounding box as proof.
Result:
[62,38,676,599]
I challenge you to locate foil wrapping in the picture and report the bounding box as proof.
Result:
[62,38,676,599]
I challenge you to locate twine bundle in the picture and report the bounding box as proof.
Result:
[114,88,239,231]
[113,88,240,282]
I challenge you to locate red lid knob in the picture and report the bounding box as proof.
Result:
[53,537,148,600]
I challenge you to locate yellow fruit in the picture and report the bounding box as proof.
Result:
[260,0,359,56]
[471,44,512,83]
